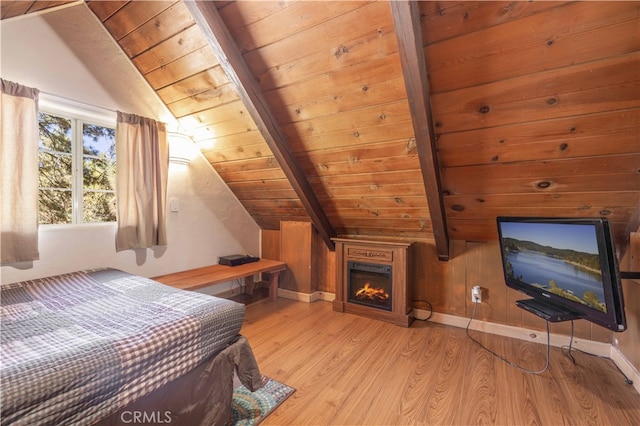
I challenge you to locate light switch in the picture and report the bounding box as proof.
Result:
[170,198,180,212]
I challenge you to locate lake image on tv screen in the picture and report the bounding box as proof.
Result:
[500,222,606,313]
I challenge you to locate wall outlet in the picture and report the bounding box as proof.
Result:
[471,285,482,303]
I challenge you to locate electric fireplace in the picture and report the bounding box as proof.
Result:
[348,261,392,311]
[333,238,413,327]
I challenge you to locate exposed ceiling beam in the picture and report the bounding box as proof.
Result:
[185,0,337,250]
[390,0,449,260]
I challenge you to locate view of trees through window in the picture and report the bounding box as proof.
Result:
[38,112,116,224]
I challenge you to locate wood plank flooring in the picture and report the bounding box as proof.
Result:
[240,299,640,425]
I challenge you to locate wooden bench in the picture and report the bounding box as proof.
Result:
[152,258,287,302]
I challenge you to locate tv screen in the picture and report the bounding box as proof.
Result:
[496,217,626,332]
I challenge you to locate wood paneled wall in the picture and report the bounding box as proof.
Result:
[618,232,640,370]
[261,222,335,294]
[264,223,640,347]
[279,221,316,293]
[413,239,612,343]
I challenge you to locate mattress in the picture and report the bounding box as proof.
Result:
[0,269,245,425]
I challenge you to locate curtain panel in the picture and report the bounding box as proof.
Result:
[0,79,40,264]
[115,112,169,251]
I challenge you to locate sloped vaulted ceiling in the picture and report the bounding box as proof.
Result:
[2,1,639,259]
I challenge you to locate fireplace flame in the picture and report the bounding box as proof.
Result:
[355,282,389,302]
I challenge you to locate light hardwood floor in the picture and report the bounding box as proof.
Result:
[240,298,640,425]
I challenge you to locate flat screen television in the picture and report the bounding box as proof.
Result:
[496,216,626,332]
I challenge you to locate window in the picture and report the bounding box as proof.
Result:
[38,111,116,224]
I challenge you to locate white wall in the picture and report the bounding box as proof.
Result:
[0,4,260,285]
[0,3,172,123]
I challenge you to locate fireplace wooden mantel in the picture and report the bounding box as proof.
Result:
[332,238,414,327]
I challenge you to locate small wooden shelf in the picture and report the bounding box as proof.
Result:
[152,259,287,301]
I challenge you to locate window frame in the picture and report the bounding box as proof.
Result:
[38,95,117,226]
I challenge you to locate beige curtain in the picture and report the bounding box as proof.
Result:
[115,112,169,251]
[0,79,40,264]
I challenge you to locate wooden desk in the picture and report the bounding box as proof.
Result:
[152,259,287,301]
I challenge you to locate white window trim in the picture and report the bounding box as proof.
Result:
[39,93,116,128]
[38,94,117,226]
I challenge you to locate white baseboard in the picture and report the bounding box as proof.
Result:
[415,308,611,355]
[610,345,640,394]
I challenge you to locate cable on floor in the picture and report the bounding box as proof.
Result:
[560,320,633,386]
[465,299,550,374]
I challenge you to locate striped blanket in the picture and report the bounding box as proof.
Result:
[0,269,245,425]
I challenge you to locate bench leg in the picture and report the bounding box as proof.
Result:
[244,276,254,295]
[269,272,281,301]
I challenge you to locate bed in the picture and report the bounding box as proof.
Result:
[0,268,263,426]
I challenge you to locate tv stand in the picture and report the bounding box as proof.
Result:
[516,299,582,322]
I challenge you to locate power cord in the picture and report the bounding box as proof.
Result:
[560,320,577,364]
[466,301,632,383]
[466,299,551,374]
[560,320,633,386]
[412,299,433,321]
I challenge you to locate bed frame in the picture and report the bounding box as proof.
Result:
[0,269,263,426]
[95,336,262,426]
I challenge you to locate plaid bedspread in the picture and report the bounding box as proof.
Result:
[0,269,245,426]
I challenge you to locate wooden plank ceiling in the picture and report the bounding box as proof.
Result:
[3,1,639,256]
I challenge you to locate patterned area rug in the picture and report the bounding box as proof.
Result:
[230,375,295,425]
